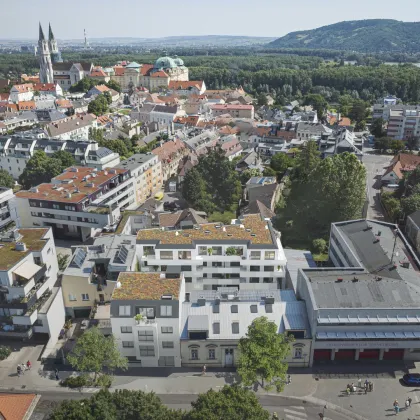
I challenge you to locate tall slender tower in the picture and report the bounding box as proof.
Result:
[84,29,89,49]
[48,23,62,63]
[38,23,54,84]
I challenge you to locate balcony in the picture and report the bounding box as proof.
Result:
[0,325,33,339]
[0,291,37,310]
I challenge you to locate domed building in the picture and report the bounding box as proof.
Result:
[108,56,189,92]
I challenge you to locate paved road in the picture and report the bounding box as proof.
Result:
[27,390,352,420]
[362,153,392,220]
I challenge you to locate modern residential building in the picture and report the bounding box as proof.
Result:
[387,108,420,140]
[116,154,163,206]
[0,188,17,230]
[211,104,254,119]
[62,235,137,317]
[0,227,64,347]
[0,136,120,179]
[296,219,420,365]
[406,210,420,253]
[45,114,97,140]
[110,272,185,367]
[180,288,311,368]
[15,166,135,241]
[296,122,332,140]
[152,139,188,182]
[320,129,363,161]
[136,214,287,294]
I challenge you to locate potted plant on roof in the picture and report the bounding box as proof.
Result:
[134,314,144,324]
[207,248,213,256]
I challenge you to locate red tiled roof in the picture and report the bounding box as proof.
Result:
[168,80,204,90]
[56,99,72,108]
[93,84,110,93]
[32,83,57,92]
[173,116,200,126]
[113,66,125,76]
[152,140,186,162]
[97,115,113,125]
[0,393,38,420]
[140,64,154,76]
[212,104,253,110]
[90,68,107,77]
[12,84,33,93]
[17,101,35,110]
[150,70,169,78]
[0,93,9,101]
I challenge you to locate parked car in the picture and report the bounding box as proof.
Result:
[402,373,420,386]
[163,201,179,211]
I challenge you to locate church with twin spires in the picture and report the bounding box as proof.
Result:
[38,23,62,84]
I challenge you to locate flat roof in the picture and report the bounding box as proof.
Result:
[112,273,181,301]
[0,228,49,271]
[304,270,420,309]
[116,153,156,171]
[137,214,276,246]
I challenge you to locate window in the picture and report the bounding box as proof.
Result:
[121,326,132,333]
[191,349,198,360]
[230,305,238,313]
[250,251,261,260]
[68,294,77,301]
[265,251,275,260]
[250,277,259,283]
[162,341,174,348]
[119,305,131,316]
[213,322,220,334]
[263,278,273,283]
[160,306,172,317]
[180,265,192,271]
[230,262,240,267]
[294,347,303,359]
[139,345,155,357]
[208,348,216,360]
[138,330,153,341]
[232,322,239,334]
[250,305,258,313]
[199,246,207,256]
[250,265,260,271]
[212,246,222,255]
[81,294,89,301]
[137,307,155,318]
[122,341,134,348]
[161,326,173,334]
[185,277,192,283]
[47,248,52,254]
[52,204,60,210]
[160,251,173,259]
[212,262,222,267]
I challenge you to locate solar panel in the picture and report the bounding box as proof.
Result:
[72,248,86,268]
[116,245,129,264]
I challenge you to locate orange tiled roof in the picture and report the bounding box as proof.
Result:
[168,80,204,90]
[6,104,18,112]
[219,125,239,135]
[17,101,35,111]
[32,83,57,92]
[93,84,110,93]
[16,166,128,204]
[150,70,169,78]
[97,115,113,125]
[0,93,9,101]
[140,64,154,76]
[12,84,33,93]
[56,99,72,108]
[91,68,107,77]
[0,393,38,420]
[173,115,200,126]
[152,140,186,162]
[113,66,125,76]
[113,273,181,301]
[212,104,253,110]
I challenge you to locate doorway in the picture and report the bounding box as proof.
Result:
[99,294,105,303]
[224,349,233,367]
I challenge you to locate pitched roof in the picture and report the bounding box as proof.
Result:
[140,64,154,76]
[384,153,420,179]
[12,84,33,93]
[113,66,125,76]
[174,116,200,126]
[0,393,38,420]
[212,104,253,111]
[92,84,110,93]
[158,208,207,228]
[152,105,178,114]
[151,140,186,162]
[32,83,57,92]
[90,68,107,77]
[168,81,204,90]
[46,114,96,137]
[150,70,169,78]
[17,101,36,111]
[113,273,181,301]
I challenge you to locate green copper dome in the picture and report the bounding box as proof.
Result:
[154,56,177,69]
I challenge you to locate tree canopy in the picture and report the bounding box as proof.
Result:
[0,169,15,189]
[88,94,110,116]
[67,327,128,380]
[238,317,292,392]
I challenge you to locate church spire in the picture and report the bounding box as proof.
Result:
[39,22,45,41]
[48,23,55,41]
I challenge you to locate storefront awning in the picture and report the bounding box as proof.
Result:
[13,261,42,280]
[316,331,420,340]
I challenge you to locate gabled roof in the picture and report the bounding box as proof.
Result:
[150,70,169,78]
[168,81,204,90]
[11,84,33,93]
[0,393,39,420]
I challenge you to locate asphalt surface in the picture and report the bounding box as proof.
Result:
[27,390,352,420]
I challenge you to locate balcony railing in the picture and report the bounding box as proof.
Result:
[0,325,33,339]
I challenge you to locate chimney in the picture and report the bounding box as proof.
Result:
[197,296,206,306]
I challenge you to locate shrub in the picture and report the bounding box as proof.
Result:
[0,346,11,361]
[312,238,327,254]
[96,374,113,388]
[60,374,92,388]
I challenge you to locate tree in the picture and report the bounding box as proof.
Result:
[105,140,130,159]
[185,385,269,420]
[89,127,105,142]
[262,167,277,177]
[312,238,327,254]
[390,140,405,154]
[348,99,368,124]
[270,153,293,175]
[257,93,268,106]
[304,93,327,119]
[57,253,70,271]
[69,78,96,93]
[0,169,15,189]
[19,151,63,189]
[401,193,420,216]
[104,79,122,93]
[88,94,109,116]
[127,81,135,97]
[34,90,40,97]
[370,118,386,138]
[103,91,112,105]
[374,137,392,153]
[182,167,207,206]
[291,140,320,182]
[67,327,128,381]
[237,317,292,392]
[407,136,420,151]
[51,150,76,169]
[240,168,262,184]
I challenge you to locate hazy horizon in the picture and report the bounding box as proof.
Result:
[1,0,419,40]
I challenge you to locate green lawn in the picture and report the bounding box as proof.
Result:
[116,109,131,115]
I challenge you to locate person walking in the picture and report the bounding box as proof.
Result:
[54,367,59,381]
[405,398,410,409]
[358,378,362,388]
[346,386,351,395]
[287,374,292,384]
[202,364,206,376]
[26,360,31,370]
[408,397,412,407]
[364,383,367,394]
[394,400,399,415]
[16,365,21,377]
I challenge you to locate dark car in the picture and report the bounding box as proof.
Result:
[163,201,179,211]
[402,373,420,386]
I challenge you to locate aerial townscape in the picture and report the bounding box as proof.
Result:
[3,3,420,419]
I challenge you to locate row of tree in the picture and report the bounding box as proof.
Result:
[275,141,367,247]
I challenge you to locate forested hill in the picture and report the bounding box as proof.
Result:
[269,19,420,53]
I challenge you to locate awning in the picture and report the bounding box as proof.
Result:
[13,261,42,280]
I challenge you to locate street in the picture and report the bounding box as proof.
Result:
[362,153,392,220]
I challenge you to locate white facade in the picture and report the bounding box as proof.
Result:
[0,188,18,230]
[0,227,64,345]
[9,87,33,103]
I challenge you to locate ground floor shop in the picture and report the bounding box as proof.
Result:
[311,340,419,365]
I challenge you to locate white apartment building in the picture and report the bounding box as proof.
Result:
[9,84,34,103]
[0,188,18,230]
[0,136,120,179]
[387,108,420,140]
[116,154,163,206]
[0,227,64,346]
[15,166,135,241]
[150,105,185,127]
[45,114,97,140]
[111,272,185,367]
[136,214,287,294]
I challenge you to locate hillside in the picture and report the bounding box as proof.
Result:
[269,19,420,53]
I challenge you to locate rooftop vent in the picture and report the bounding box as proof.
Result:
[352,277,359,282]
[69,167,78,172]
[204,230,210,234]
[175,231,179,236]
[246,228,251,232]
[103,170,108,175]
[197,296,206,306]
[364,226,373,231]
[66,192,72,198]
[161,294,173,300]
[15,242,27,251]
[265,295,275,304]
[373,238,380,244]
[251,233,256,237]
[109,169,116,174]
[336,277,343,283]
[30,187,38,193]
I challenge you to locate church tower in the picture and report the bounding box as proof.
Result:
[38,23,54,83]
[48,23,62,63]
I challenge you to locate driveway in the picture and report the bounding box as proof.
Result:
[363,153,393,221]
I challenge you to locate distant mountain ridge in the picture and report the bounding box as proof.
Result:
[269,19,420,53]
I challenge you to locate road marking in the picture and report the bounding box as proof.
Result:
[289,406,305,411]
[284,408,307,418]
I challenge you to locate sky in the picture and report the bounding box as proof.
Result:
[1,0,420,39]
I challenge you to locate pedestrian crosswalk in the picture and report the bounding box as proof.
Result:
[280,405,332,420]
